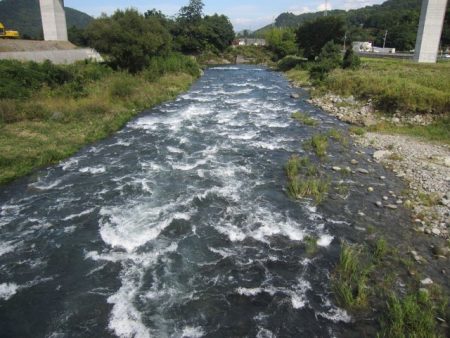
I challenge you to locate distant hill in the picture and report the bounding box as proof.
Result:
[0,0,93,39]
[253,0,450,51]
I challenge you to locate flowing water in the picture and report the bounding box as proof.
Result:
[0,65,413,337]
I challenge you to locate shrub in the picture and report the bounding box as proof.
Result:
[85,9,172,73]
[342,48,361,70]
[278,55,307,71]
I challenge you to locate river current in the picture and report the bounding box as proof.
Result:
[0,65,409,337]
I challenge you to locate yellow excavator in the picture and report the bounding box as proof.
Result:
[0,22,20,39]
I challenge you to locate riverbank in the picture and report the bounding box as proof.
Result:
[286,59,450,240]
[0,58,200,185]
[285,61,449,336]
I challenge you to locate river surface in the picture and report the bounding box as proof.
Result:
[0,65,412,337]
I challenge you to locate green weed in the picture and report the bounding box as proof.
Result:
[310,134,329,158]
[287,177,330,204]
[349,126,366,136]
[292,111,317,126]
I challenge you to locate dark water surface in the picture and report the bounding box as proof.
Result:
[0,65,411,337]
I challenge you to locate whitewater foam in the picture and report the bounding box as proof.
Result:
[0,283,18,300]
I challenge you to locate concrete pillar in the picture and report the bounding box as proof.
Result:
[39,0,68,41]
[414,0,448,63]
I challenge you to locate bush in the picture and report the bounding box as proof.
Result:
[85,9,172,73]
[309,60,336,81]
[278,55,307,71]
[342,49,361,70]
[143,54,200,81]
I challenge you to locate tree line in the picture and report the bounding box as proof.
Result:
[258,0,449,52]
[71,0,235,73]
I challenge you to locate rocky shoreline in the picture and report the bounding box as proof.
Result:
[309,93,450,240]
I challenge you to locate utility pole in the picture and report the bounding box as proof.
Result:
[343,32,347,51]
[324,0,328,16]
[383,30,388,48]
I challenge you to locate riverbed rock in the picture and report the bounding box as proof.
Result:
[431,228,441,236]
[420,277,433,285]
[351,159,359,165]
[290,93,300,99]
[332,166,341,172]
[356,168,369,174]
[367,187,374,192]
[375,201,383,208]
[385,204,398,210]
[432,245,449,257]
[373,150,392,161]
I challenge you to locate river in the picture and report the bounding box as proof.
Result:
[0,65,416,337]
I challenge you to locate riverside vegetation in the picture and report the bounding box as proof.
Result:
[0,0,235,184]
[0,56,200,184]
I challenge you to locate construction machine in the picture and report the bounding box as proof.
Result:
[0,22,20,39]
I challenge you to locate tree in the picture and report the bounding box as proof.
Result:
[309,41,343,81]
[201,14,235,52]
[265,28,298,60]
[296,16,346,60]
[85,9,172,73]
[173,0,205,53]
[178,0,204,23]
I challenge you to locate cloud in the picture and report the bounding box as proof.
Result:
[317,2,332,11]
[288,5,312,15]
[231,16,274,30]
[343,0,380,10]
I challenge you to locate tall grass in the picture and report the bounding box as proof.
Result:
[310,133,329,158]
[320,58,450,115]
[0,58,200,184]
[380,292,441,338]
[333,242,370,309]
[285,154,329,204]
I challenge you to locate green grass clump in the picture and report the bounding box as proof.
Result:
[285,154,329,203]
[310,133,329,158]
[349,126,366,136]
[326,128,349,146]
[373,237,388,261]
[380,291,440,338]
[417,192,441,207]
[333,242,370,309]
[285,155,301,179]
[287,177,330,204]
[292,111,318,126]
[304,236,318,255]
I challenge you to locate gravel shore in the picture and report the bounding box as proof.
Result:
[310,94,450,239]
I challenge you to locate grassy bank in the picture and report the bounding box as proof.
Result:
[285,58,450,143]
[0,56,200,184]
[333,240,449,337]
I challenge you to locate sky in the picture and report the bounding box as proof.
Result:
[64,0,385,31]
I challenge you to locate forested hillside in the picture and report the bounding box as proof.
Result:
[0,0,92,39]
[255,0,450,51]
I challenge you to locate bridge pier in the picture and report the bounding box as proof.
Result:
[414,0,448,63]
[39,0,68,41]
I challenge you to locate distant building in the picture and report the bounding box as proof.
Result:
[234,38,266,47]
[352,41,395,54]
